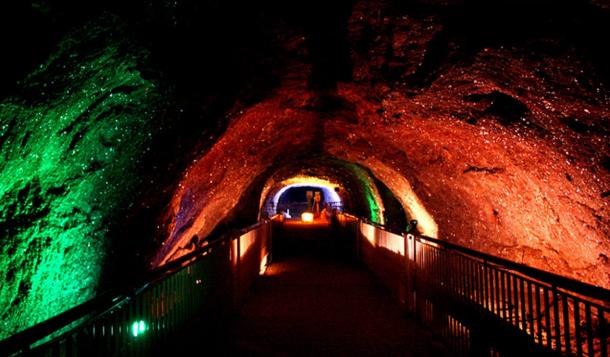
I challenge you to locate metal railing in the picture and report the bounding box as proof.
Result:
[4,213,608,356]
[0,220,274,356]
[350,216,610,357]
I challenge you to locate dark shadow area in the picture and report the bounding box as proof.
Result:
[395,0,610,85]
[373,176,408,232]
[272,221,354,262]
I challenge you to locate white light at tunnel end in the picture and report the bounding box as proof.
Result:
[301,212,314,222]
[271,179,342,209]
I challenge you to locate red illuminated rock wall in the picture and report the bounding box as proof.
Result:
[154,0,610,288]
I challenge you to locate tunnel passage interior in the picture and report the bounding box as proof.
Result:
[167,219,445,356]
[155,157,434,266]
[260,177,344,219]
[1,0,610,342]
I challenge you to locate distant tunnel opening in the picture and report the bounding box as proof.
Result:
[265,184,343,219]
[257,160,388,226]
[153,153,442,268]
[3,0,610,342]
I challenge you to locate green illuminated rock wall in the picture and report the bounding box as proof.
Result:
[0,21,162,338]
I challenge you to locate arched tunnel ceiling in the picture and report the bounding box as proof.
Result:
[256,159,388,222]
[262,176,344,211]
[1,0,609,340]
[156,61,609,288]
[154,155,402,266]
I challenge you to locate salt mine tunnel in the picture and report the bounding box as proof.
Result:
[1,0,610,355]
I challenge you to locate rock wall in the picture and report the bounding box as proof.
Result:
[156,0,610,288]
[1,0,609,341]
[0,20,164,338]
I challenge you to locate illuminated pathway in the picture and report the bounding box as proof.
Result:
[3,216,609,356]
[170,223,446,356]
[228,259,442,356]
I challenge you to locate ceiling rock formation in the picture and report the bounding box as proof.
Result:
[1,0,609,340]
[159,68,610,288]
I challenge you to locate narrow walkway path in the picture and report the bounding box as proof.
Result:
[222,222,446,356]
[171,223,446,356]
[229,256,443,356]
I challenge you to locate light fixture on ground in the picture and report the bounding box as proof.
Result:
[132,320,146,337]
[301,212,314,222]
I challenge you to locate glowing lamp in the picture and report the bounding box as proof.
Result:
[301,212,314,223]
[132,320,146,337]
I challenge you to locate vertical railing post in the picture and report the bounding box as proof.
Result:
[410,234,417,319]
[236,232,241,307]
[585,303,594,357]
[267,220,273,265]
[402,233,409,311]
[13,215,610,357]
[599,307,608,357]
[552,286,561,351]
[562,295,571,354]
[535,284,543,346]
[231,232,240,311]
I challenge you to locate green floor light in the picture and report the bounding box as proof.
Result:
[131,320,146,337]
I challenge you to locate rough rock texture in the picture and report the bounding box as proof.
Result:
[1,0,610,341]
[156,1,610,289]
[155,153,397,266]
[0,21,164,338]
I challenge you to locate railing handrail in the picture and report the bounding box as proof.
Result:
[235,219,269,236]
[0,290,124,355]
[0,220,270,355]
[6,213,607,355]
[358,217,610,304]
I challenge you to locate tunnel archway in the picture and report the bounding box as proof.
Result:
[153,152,440,267]
[257,160,388,224]
[260,177,344,219]
[147,57,609,288]
[2,0,610,343]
